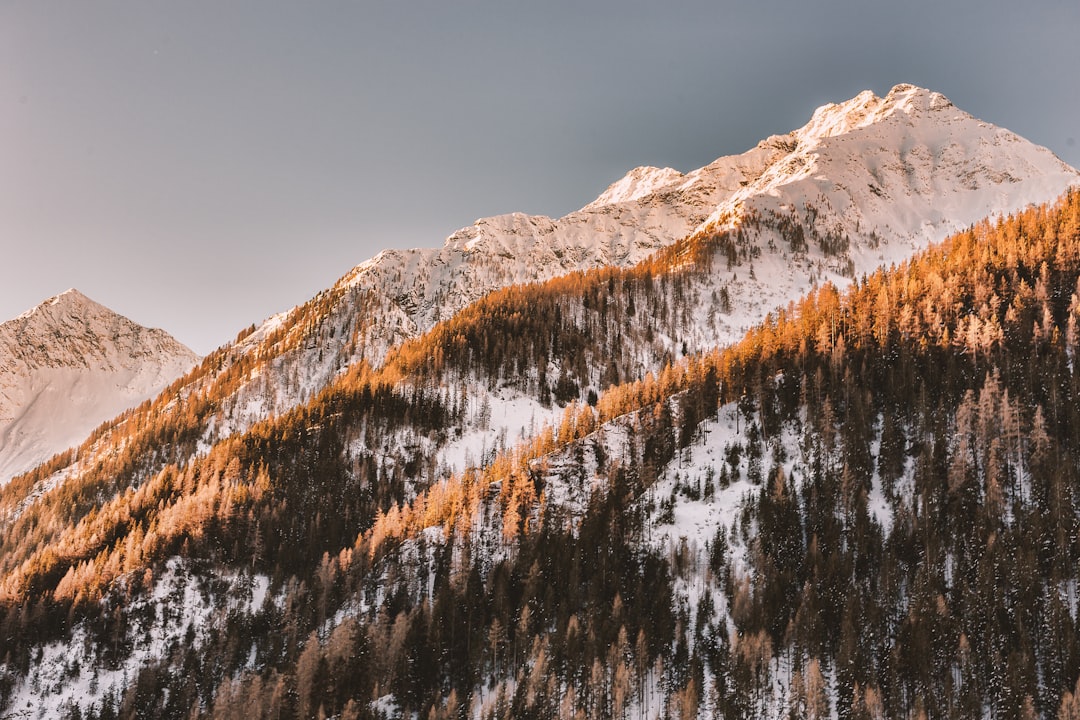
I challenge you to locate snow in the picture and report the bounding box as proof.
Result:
[867,426,896,536]
[3,557,272,719]
[585,165,686,208]
[0,290,199,484]
[437,386,562,475]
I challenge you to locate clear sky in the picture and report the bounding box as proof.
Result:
[3,1,1077,355]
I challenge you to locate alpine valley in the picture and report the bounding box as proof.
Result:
[3,85,1080,719]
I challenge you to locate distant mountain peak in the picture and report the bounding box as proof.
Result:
[16,287,117,320]
[774,85,957,152]
[3,289,184,368]
[15,287,91,320]
[0,291,199,483]
[586,165,686,209]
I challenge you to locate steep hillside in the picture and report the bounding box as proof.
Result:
[309,84,1079,371]
[3,192,1080,718]
[0,290,199,484]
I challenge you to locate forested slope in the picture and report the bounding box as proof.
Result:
[4,192,1080,718]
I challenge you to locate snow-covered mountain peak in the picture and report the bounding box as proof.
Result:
[0,291,199,483]
[700,84,1079,245]
[585,165,686,209]
[787,85,955,149]
[756,85,959,158]
[46,287,83,305]
[15,287,95,322]
[53,287,85,301]
[2,289,190,372]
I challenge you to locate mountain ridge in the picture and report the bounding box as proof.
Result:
[343,84,1078,345]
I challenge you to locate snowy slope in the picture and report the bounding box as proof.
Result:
[336,144,780,343]
[705,84,1078,252]
[0,289,199,483]
[3,557,270,719]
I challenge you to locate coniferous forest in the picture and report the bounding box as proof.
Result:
[4,192,1080,718]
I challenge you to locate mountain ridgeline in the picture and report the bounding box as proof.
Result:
[2,87,1080,719]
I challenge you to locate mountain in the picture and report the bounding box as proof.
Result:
[1,86,1079,719]
[703,84,1075,241]
[186,84,1079,454]
[0,289,199,484]
[344,83,1076,349]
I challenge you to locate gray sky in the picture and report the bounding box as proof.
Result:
[3,1,1078,355]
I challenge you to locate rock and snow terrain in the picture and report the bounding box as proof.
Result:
[0,289,199,484]
[703,84,1077,243]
